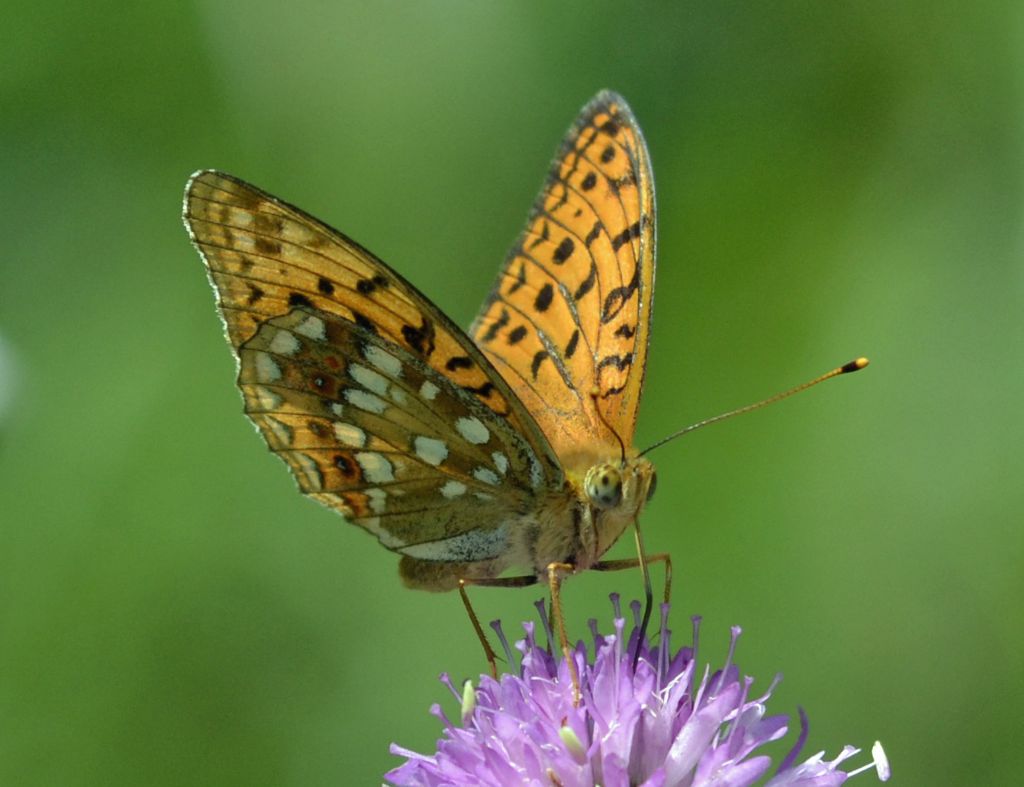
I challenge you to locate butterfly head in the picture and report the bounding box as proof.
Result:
[584,456,657,510]
[580,455,657,561]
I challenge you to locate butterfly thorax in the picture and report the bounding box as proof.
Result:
[531,454,657,576]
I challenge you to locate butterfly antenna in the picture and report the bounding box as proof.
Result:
[639,357,869,457]
[590,386,628,465]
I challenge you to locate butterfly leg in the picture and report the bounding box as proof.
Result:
[456,575,539,679]
[457,580,498,678]
[546,561,582,704]
[591,552,673,602]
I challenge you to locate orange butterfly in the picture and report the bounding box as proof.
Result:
[184,92,664,670]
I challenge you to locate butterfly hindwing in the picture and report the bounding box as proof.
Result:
[470,91,655,462]
[236,306,545,561]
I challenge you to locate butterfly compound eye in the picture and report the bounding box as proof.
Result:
[584,464,623,509]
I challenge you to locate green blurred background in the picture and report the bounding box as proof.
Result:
[2,2,1021,784]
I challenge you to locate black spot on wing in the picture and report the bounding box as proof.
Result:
[402,316,435,356]
[445,356,473,372]
[574,261,597,301]
[311,374,331,394]
[610,221,642,252]
[356,276,385,294]
[552,237,574,265]
[480,308,510,343]
[461,381,495,398]
[530,349,549,380]
[289,292,314,308]
[534,283,554,313]
[600,264,640,323]
[334,453,359,479]
[565,329,579,359]
[351,310,378,335]
[597,353,633,373]
[317,277,335,295]
[507,325,527,345]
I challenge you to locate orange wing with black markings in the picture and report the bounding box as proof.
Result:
[470,91,656,463]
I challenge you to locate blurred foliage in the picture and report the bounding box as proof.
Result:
[1,2,1021,784]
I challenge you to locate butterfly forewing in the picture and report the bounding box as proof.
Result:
[470,91,655,462]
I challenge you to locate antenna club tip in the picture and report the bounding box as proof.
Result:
[841,357,870,374]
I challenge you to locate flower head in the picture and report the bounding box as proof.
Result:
[387,597,889,786]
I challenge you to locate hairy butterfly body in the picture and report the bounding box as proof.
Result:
[183,91,657,594]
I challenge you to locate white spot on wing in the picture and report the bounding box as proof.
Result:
[268,329,300,356]
[440,480,467,498]
[330,402,345,417]
[311,491,351,516]
[363,344,403,377]
[294,315,326,341]
[252,386,282,410]
[345,388,387,414]
[333,422,367,448]
[391,388,408,406]
[356,452,395,483]
[358,516,404,548]
[263,416,293,446]
[414,436,448,466]
[295,453,323,491]
[419,380,439,401]
[456,416,489,445]
[366,488,387,514]
[473,467,499,486]
[492,452,509,475]
[350,364,389,396]
[254,351,282,382]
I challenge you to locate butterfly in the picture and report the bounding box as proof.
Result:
[183,91,665,658]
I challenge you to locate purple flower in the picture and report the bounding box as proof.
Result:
[386,596,889,787]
